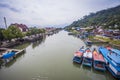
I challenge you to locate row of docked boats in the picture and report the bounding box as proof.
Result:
[73,46,120,78]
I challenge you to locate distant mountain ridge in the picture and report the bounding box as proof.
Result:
[65,5,120,30]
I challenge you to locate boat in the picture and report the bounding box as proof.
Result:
[1,50,16,63]
[85,40,92,46]
[99,46,120,78]
[93,48,106,71]
[73,46,84,64]
[82,48,92,67]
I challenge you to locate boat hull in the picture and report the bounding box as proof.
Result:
[73,56,82,64]
[82,58,92,67]
[93,61,106,71]
[107,65,120,78]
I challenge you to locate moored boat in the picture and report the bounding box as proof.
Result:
[82,48,92,67]
[73,46,84,64]
[93,48,106,71]
[99,46,120,78]
[1,50,16,63]
[85,40,92,46]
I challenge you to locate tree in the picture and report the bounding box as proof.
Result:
[27,27,46,36]
[0,28,4,41]
[65,5,120,30]
[2,25,24,41]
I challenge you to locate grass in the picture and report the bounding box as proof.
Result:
[93,35,120,46]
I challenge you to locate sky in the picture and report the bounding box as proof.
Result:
[0,0,120,28]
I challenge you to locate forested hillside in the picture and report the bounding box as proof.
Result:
[66,5,120,30]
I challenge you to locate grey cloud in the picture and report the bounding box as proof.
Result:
[0,3,20,12]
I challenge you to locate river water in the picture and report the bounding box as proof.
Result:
[0,30,116,80]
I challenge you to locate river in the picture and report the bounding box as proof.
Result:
[0,30,116,80]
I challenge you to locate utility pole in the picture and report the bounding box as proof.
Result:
[4,17,7,29]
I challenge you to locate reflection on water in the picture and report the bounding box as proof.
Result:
[72,62,81,68]
[32,35,46,49]
[0,30,117,80]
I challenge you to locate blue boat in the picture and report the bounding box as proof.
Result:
[82,48,92,67]
[2,51,16,63]
[99,46,120,78]
[73,46,84,64]
[2,51,16,59]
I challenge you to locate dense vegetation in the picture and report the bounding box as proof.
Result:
[2,25,24,41]
[65,5,120,30]
[0,26,46,42]
[26,27,45,36]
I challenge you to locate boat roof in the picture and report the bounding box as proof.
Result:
[107,52,120,64]
[74,51,83,57]
[111,48,120,56]
[99,47,108,57]
[83,52,92,58]
[83,49,92,58]
[99,47,120,64]
[93,51,105,62]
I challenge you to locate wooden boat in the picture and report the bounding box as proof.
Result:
[73,46,84,64]
[93,48,106,71]
[82,48,92,67]
[99,46,120,78]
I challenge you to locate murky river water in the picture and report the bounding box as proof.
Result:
[0,31,117,80]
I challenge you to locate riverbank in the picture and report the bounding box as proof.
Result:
[0,34,44,48]
[93,35,120,47]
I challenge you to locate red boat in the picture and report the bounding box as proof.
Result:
[73,47,84,64]
[93,49,106,71]
[74,51,83,57]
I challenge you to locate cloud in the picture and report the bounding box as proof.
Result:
[0,0,120,28]
[0,3,20,12]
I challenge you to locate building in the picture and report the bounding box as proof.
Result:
[10,23,29,32]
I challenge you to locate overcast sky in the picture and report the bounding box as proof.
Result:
[0,0,120,28]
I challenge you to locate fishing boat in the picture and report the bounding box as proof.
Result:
[82,48,92,67]
[93,48,106,71]
[99,46,120,78]
[73,46,84,64]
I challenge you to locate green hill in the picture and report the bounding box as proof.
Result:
[65,5,120,30]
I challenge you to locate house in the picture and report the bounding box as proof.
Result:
[10,23,29,32]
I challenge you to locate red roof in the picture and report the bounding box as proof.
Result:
[10,23,28,32]
[74,51,83,57]
[93,50,105,62]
